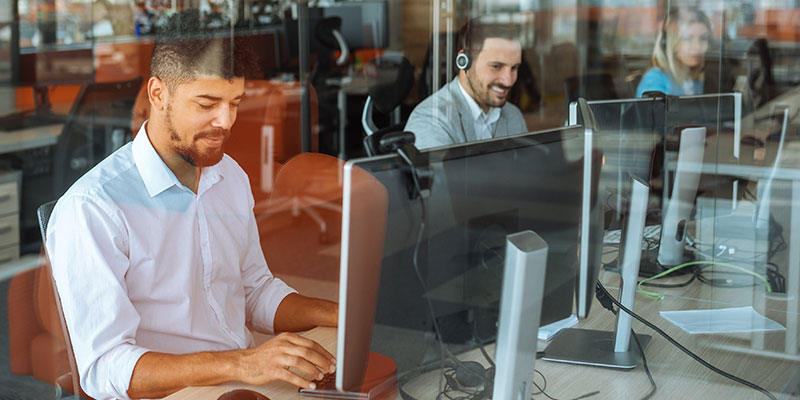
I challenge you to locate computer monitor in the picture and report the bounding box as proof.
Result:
[347,124,604,370]
[298,158,397,397]
[570,93,741,274]
[569,93,742,191]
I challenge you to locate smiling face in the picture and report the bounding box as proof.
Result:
[160,76,245,167]
[674,22,710,69]
[460,37,522,113]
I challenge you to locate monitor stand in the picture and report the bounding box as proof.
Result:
[543,176,652,369]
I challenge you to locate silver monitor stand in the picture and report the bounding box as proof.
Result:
[493,230,548,400]
[542,176,652,369]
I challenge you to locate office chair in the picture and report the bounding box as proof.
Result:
[315,16,349,68]
[361,55,414,156]
[748,38,778,107]
[7,251,71,400]
[36,200,95,400]
[260,152,344,244]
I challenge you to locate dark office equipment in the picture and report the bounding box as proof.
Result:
[571,93,742,277]
[52,77,142,198]
[320,1,388,50]
[18,77,142,253]
[349,125,603,370]
[564,73,619,104]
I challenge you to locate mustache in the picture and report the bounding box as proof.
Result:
[489,84,512,91]
[194,128,230,141]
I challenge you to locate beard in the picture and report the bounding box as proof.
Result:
[165,105,230,167]
[466,71,511,109]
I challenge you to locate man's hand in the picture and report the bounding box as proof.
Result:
[237,332,336,389]
[127,333,335,398]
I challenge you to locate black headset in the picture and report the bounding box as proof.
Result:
[456,19,473,71]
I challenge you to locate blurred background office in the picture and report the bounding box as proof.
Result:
[1,0,799,398]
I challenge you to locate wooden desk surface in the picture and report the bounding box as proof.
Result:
[0,123,62,154]
[165,271,799,400]
[164,327,338,400]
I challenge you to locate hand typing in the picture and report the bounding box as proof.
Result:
[237,332,336,390]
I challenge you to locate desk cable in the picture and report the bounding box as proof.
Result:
[470,319,599,400]
[594,286,657,400]
[596,282,778,400]
[397,162,494,400]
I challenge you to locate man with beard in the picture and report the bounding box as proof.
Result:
[45,11,337,400]
[405,20,527,149]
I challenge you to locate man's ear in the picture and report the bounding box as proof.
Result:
[147,77,168,111]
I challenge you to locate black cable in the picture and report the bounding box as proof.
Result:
[596,282,778,400]
[639,266,700,288]
[632,329,657,400]
[402,164,493,400]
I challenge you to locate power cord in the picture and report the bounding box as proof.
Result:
[593,285,657,400]
[399,161,493,400]
[596,282,778,400]
[637,260,772,300]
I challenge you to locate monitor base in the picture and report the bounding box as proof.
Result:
[542,328,652,369]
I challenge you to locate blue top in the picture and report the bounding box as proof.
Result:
[635,67,703,97]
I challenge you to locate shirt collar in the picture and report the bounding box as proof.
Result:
[457,79,502,124]
[132,122,225,197]
[133,121,180,197]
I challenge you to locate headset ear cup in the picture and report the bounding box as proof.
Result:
[456,52,471,71]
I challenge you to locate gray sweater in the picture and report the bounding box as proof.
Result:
[404,78,527,149]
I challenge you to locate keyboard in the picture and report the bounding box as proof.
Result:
[311,373,336,390]
[604,225,661,245]
[298,373,372,399]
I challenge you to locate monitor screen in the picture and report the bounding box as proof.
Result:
[570,92,742,218]
[348,125,603,370]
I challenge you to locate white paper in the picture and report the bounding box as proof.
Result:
[538,314,579,340]
[659,306,785,334]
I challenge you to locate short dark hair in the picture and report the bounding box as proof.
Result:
[459,18,521,60]
[150,9,259,89]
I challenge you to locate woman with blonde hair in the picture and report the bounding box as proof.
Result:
[636,7,712,97]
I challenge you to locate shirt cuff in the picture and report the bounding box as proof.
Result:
[86,343,149,400]
[255,278,297,335]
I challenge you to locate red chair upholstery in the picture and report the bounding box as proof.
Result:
[7,257,90,398]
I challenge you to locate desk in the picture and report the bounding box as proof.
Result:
[0,123,62,155]
[164,270,800,399]
[663,158,800,357]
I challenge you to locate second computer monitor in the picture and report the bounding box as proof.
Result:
[348,124,604,369]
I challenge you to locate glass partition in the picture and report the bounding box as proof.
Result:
[0,0,798,398]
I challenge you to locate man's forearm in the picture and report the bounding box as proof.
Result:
[127,349,243,399]
[127,330,336,399]
[274,293,338,333]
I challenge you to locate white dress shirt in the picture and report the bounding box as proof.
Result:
[457,79,502,141]
[46,122,296,400]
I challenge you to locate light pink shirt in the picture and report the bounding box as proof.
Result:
[46,122,296,399]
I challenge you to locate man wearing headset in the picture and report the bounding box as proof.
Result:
[405,20,527,149]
